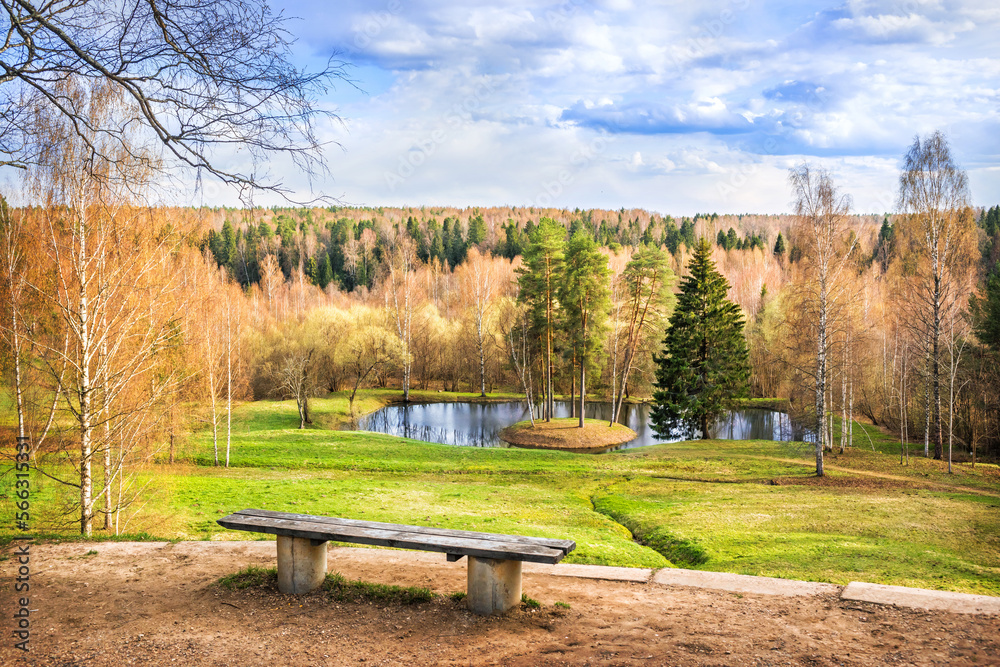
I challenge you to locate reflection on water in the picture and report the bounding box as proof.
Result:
[356,401,807,451]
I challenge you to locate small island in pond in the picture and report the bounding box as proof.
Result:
[500,418,638,452]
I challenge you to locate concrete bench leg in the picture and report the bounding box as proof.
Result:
[276,535,328,594]
[467,556,522,615]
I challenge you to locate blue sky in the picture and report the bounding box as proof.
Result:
[240,0,1000,215]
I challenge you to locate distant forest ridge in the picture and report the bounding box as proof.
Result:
[196,205,916,291]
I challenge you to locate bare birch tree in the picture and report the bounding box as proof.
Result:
[24,80,190,535]
[0,195,29,441]
[789,164,858,476]
[457,247,501,397]
[384,232,416,401]
[496,298,535,425]
[195,258,226,464]
[944,306,970,473]
[897,131,975,460]
[222,280,247,467]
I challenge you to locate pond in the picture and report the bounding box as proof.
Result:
[356,400,806,451]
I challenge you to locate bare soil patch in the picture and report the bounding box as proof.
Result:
[500,418,637,452]
[2,541,997,666]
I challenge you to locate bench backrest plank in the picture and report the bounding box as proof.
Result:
[218,509,575,565]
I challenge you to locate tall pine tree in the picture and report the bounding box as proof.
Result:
[516,217,565,421]
[651,238,750,439]
[559,231,611,427]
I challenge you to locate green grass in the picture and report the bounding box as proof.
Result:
[5,392,1000,596]
[593,495,708,566]
[324,572,434,604]
[0,389,15,428]
[218,565,278,590]
[217,566,434,604]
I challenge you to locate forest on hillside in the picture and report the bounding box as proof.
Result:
[194,197,1000,441]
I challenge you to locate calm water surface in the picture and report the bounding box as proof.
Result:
[357,401,805,451]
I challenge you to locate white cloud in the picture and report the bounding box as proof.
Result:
[831,13,974,45]
[242,0,1000,213]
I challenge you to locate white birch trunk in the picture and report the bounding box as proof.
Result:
[77,203,94,537]
[226,296,233,469]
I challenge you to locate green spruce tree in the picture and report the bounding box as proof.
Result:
[725,227,739,250]
[651,238,750,439]
[773,232,786,258]
[468,214,487,246]
[971,271,1000,353]
[306,256,318,284]
[317,254,332,289]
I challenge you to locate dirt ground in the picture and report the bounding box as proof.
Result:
[2,541,998,666]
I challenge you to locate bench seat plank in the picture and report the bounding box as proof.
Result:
[219,511,570,564]
[234,508,575,555]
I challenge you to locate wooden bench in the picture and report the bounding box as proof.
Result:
[217,509,575,614]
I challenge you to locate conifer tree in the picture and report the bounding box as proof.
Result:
[726,228,739,250]
[306,256,318,284]
[559,232,611,427]
[468,214,487,246]
[971,272,1000,353]
[317,254,333,289]
[516,217,565,421]
[651,238,750,438]
[773,232,786,258]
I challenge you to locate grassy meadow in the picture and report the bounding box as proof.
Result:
[3,390,999,596]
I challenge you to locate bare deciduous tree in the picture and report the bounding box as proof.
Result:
[789,164,858,476]
[457,247,502,397]
[335,310,404,414]
[497,298,535,425]
[896,131,976,460]
[1,0,348,199]
[23,80,190,535]
[607,245,673,426]
[383,232,416,402]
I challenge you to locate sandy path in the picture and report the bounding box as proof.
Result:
[2,541,997,666]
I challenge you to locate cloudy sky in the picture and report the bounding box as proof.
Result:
[247,0,999,215]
